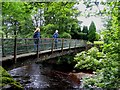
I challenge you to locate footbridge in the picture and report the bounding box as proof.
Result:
[1,38,88,67]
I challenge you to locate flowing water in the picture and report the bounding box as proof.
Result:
[8,62,82,89]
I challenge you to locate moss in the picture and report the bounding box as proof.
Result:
[0,66,12,78]
[0,66,23,89]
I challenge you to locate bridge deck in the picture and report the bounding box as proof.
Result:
[2,46,85,62]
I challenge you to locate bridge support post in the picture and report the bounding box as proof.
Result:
[14,34,17,63]
[37,38,39,59]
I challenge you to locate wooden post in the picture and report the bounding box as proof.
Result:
[37,38,39,59]
[51,38,54,53]
[61,38,64,52]
[14,20,18,63]
[14,35,17,63]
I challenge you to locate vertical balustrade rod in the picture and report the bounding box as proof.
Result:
[25,39,28,52]
[43,39,45,51]
[44,39,47,50]
[75,39,77,48]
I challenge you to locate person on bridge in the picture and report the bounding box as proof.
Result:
[33,27,41,51]
[53,30,59,49]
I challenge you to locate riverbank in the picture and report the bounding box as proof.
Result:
[0,66,23,90]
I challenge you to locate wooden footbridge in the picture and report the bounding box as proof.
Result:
[1,38,87,67]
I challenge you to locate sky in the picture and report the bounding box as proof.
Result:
[76,1,106,32]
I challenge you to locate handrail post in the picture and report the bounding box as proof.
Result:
[14,37,17,63]
[51,38,54,53]
[61,38,64,52]
[37,38,39,59]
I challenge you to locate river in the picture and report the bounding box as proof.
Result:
[7,58,93,89]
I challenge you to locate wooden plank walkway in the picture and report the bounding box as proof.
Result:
[2,47,73,61]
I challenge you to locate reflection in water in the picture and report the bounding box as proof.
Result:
[8,63,81,89]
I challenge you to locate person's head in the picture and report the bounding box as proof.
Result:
[36,27,40,32]
[55,30,58,33]
[34,27,40,33]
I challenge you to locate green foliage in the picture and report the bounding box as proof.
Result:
[0,66,23,89]
[2,2,80,39]
[88,21,97,42]
[0,30,4,35]
[71,27,82,39]
[83,53,119,88]
[74,47,104,70]
[2,2,33,38]
[80,1,120,88]
[82,26,88,40]
[41,24,56,38]
[87,41,93,44]
[56,54,75,65]
[60,32,71,38]
[95,32,100,41]
[42,2,80,38]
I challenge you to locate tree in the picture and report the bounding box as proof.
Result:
[82,26,88,40]
[2,2,33,38]
[71,26,82,39]
[80,1,120,88]
[2,2,81,39]
[42,2,80,38]
[88,21,96,42]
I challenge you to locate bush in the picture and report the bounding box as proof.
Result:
[74,47,104,71]
[95,33,101,41]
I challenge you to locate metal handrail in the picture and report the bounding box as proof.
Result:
[2,38,86,58]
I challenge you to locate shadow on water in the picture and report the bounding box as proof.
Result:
[8,61,82,89]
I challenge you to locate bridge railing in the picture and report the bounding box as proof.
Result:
[2,38,86,57]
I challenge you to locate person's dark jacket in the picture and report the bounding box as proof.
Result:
[33,31,40,44]
[53,32,58,42]
[33,31,40,38]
